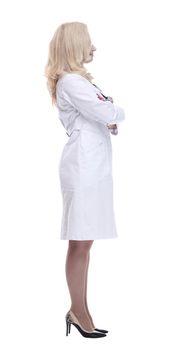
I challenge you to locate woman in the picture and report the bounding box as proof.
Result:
[45,22,125,338]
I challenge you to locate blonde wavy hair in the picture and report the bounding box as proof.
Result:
[44,22,94,105]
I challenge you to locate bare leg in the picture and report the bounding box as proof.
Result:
[65,240,94,332]
[84,252,95,328]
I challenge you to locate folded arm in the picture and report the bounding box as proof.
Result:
[60,74,125,126]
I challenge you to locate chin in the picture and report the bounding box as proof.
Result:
[85,56,93,63]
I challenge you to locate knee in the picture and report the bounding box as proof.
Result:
[68,240,93,255]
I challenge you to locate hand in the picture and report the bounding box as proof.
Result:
[107,123,118,135]
[107,123,117,129]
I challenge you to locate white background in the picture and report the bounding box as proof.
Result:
[0,0,195,349]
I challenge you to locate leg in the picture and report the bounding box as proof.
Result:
[65,240,94,332]
[84,252,95,328]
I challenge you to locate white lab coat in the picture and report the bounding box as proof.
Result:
[56,73,125,240]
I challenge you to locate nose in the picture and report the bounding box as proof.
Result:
[92,45,96,51]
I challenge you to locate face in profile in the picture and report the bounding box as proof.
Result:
[84,42,97,63]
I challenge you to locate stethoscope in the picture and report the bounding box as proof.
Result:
[91,83,113,102]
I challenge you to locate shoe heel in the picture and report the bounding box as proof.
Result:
[68,322,71,334]
[66,319,71,336]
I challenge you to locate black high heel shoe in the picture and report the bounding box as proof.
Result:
[94,328,108,333]
[65,311,107,338]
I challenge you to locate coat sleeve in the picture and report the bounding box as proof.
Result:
[60,74,125,126]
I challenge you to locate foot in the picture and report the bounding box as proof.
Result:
[70,309,94,333]
[87,312,96,329]
[86,310,108,333]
